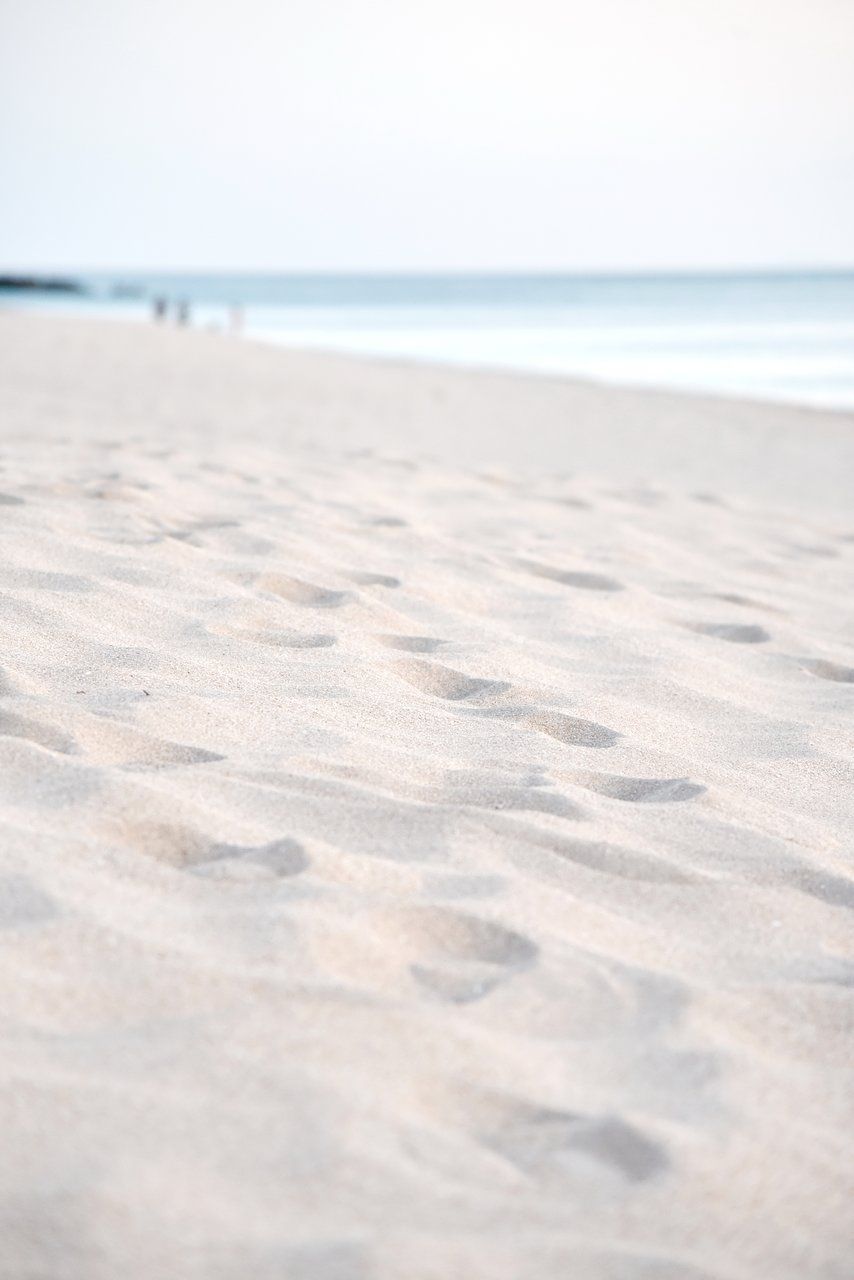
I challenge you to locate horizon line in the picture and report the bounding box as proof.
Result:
[4,264,854,280]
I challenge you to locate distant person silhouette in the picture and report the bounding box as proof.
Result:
[153,296,167,322]
[176,299,191,326]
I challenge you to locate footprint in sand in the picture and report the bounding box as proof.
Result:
[784,541,839,560]
[707,592,780,614]
[191,837,309,882]
[391,658,510,704]
[687,622,770,644]
[802,658,854,684]
[774,860,854,911]
[105,819,308,879]
[481,1099,668,1185]
[549,494,591,510]
[523,710,620,749]
[257,573,350,608]
[372,906,537,1003]
[363,515,409,528]
[569,772,705,803]
[518,559,624,592]
[345,571,401,588]
[539,835,696,884]
[226,627,337,649]
[692,491,726,507]
[376,634,445,653]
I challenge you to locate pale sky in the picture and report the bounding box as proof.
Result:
[2,0,853,271]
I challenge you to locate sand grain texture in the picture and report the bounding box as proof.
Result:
[0,315,852,1279]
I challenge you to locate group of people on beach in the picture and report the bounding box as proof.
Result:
[151,297,243,333]
[152,297,191,326]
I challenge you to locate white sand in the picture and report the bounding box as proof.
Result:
[0,313,852,1280]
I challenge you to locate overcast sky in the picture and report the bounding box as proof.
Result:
[2,0,853,271]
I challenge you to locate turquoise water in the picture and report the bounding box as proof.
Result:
[4,271,854,409]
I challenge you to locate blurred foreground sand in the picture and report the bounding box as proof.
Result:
[0,314,852,1279]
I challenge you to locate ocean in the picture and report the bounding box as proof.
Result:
[4,270,854,410]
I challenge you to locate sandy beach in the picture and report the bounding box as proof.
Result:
[1,312,853,1279]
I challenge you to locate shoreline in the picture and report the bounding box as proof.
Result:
[4,285,854,413]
